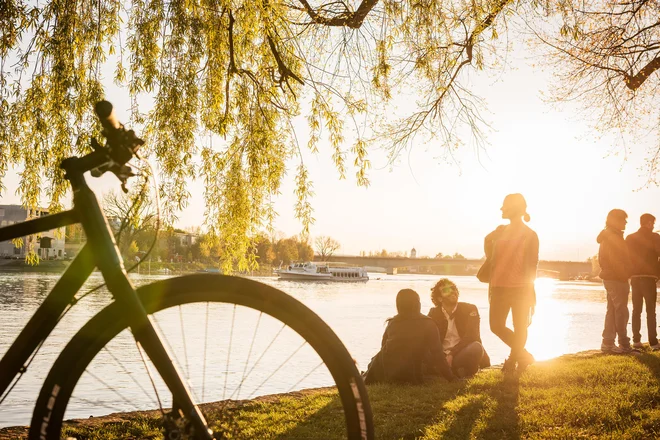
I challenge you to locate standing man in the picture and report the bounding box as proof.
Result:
[598,209,633,354]
[626,213,660,350]
[427,278,491,378]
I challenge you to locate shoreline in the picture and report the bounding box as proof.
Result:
[0,386,336,436]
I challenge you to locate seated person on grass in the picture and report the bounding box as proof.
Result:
[363,288,455,384]
[428,279,491,378]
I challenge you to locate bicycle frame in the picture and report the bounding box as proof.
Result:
[0,169,213,438]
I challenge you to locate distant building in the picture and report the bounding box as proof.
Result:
[64,223,85,258]
[105,216,122,233]
[0,205,66,259]
[173,231,198,248]
[410,247,417,258]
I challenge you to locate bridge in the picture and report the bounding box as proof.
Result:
[313,255,594,280]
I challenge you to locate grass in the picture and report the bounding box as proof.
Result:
[4,350,660,439]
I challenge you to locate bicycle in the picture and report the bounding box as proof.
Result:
[0,101,374,439]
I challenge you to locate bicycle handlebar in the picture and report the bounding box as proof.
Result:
[93,100,143,161]
[61,101,144,189]
[94,100,121,132]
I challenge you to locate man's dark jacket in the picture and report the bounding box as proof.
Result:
[363,313,453,384]
[597,227,631,282]
[626,228,660,278]
[428,302,491,368]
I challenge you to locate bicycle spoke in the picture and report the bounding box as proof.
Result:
[83,369,137,409]
[202,301,210,402]
[248,340,309,399]
[227,322,286,401]
[150,312,200,404]
[135,340,165,414]
[70,396,120,411]
[236,311,263,399]
[223,304,237,400]
[287,361,325,393]
[151,314,184,373]
[101,346,158,409]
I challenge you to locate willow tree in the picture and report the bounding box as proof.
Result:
[1,0,659,271]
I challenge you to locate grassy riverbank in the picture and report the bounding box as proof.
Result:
[4,349,660,439]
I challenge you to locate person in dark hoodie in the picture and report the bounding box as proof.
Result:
[598,209,634,354]
[428,278,491,378]
[625,213,660,350]
[363,289,455,384]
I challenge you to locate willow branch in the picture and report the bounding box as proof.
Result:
[297,0,378,29]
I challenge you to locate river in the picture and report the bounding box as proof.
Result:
[0,272,638,427]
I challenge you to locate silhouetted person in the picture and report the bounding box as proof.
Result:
[484,193,538,373]
[427,279,491,378]
[625,213,660,350]
[598,209,634,354]
[363,289,454,384]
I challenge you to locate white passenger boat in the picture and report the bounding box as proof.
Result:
[275,262,369,282]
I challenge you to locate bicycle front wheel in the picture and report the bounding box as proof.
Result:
[29,274,373,439]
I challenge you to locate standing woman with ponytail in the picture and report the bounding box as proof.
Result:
[484,193,539,373]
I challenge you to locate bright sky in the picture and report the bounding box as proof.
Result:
[1,42,658,262]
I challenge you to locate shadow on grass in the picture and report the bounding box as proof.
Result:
[459,374,521,440]
[272,392,357,440]
[634,350,660,377]
[271,380,468,439]
[440,394,487,439]
[274,372,522,440]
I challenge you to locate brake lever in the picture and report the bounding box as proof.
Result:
[115,164,136,193]
[106,129,145,165]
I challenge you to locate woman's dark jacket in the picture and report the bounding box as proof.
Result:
[363,313,453,384]
[428,303,491,368]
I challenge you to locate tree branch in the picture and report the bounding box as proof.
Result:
[224,9,237,121]
[267,34,304,92]
[298,0,378,29]
[625,55,660,90]
[429,0,512,118]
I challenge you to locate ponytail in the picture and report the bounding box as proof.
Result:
[524,213,531,222]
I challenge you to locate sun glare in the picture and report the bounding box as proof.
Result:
[527,278,569,361]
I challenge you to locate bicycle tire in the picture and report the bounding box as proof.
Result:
[28,274,374,439]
